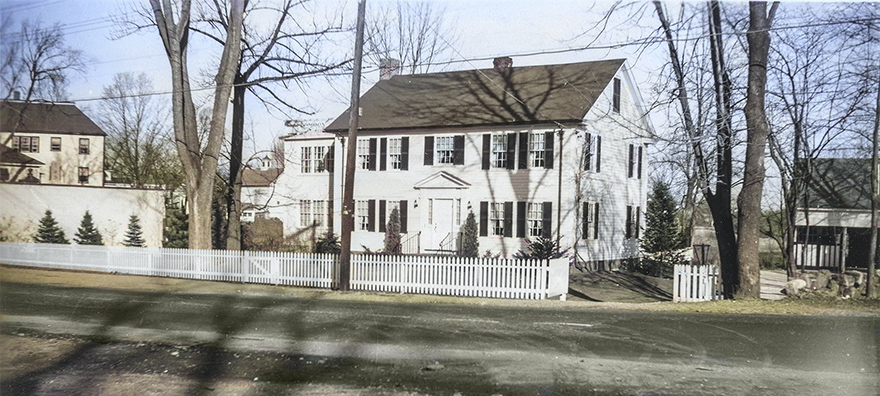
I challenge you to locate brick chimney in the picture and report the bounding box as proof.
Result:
[380,58,400,80]
[493,56,513,72]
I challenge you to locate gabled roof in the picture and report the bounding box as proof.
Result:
[0,100,106,136]
[0,143,44,166]
[800,158,870,210]
[325,59,626,132]
[242,168,282,187]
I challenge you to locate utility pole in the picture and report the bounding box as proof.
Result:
[339,0,366,291]
[868,76,879,299]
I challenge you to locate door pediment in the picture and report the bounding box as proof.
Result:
[414,171,471,190]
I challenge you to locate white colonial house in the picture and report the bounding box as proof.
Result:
[0,100,106,186]
[266,58,652,266]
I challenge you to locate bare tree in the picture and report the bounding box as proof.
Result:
[0,19,84,102]
[736,1,779,299]
[149,0,245,249]
[96,72,183,189]
[192,0,349,250]
[365,0,458,74]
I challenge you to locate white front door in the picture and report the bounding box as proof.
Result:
[428,198,455,249]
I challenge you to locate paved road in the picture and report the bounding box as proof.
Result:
[2,281,878,395]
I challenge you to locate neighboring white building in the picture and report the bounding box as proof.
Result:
[0,100,106,186]
[269,58,652,266]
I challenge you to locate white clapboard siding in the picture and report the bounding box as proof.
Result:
[0,243,568,300]
[672,264,722,302]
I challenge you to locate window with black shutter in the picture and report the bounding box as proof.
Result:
[479,201,488,236]
[399,200,408,233]
[593,202,600,239]
[595,135,602,172]
[625,205,633,239]
[368,138,377,171]
[628,144,635,178]
[379,138,387,171]
[613,78,621,113]
[453,135,465,165]
[542,202,552,238]
[481,134,491,170]
[582,202,590,239]
[505,133,516,170]
[379,200,387,232]
[544,132,554,169]
[637,145,643,179]
[424,136,434,166]
[400,137,409,170]
[516,202,527,238]
[368,199,376,232]
[518,133,528,169]
[503,202,513,237]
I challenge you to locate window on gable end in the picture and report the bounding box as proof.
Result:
[612,77,621,113]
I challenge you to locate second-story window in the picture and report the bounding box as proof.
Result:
[529,133,545,168]
[583,133,602,172]
[51,137,61,151]
[435,136,454,164]
[12,136,39,153]
[79,138,90,155]
[491,135,507,168]
[314,146,326,172]
[357,139,371,169]
[301,147,313,173]
[388,138,402,169]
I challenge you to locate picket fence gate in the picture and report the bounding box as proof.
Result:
[0,243,569,300]
[672,264,722,302]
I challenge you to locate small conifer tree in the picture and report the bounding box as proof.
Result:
[314,232,340,254]
[163,205,189,248]
[644,181,684,253]
[74,211,104,245]
[383,207,402,254]
[123,215,146,247]
[513,235,568,260]
[33,210,69,244]
[458,211,479,257]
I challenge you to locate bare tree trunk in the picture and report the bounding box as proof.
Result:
[737,1,778,299]
[151,0,245,249]
[654,0,740,297]
[226,82,246,250]
[868,73,880,298]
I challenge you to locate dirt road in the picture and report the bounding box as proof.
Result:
[2,267,878,396]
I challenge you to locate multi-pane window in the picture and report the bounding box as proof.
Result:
[628,144,643,179]
[78,167,89,183]
[529,133,545,168]
[301,147,313,173]
[490,203,505,236]
[527,203,543,237]
[79,138,90,155]
[583,133,601,172]
[50,137,61,151]
[455,199,461,226]
[314,146,326,172]
[357,139,371,169]
[356,200,370,231]
[626,205,641,240]
[427,199,433,224]
[435,136,454,164]
[388,138,402,169]
[300,200,313,226]
[313,200,326,227]
[491,135,507,168]
[12,136,39,153]
[582,202,600,240]
[612,78,621,113]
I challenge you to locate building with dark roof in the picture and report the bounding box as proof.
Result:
[269,58,653,264]
[795,158,874,269]
[0,100,107,186]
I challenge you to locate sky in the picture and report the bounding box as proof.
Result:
[1,0,662,159]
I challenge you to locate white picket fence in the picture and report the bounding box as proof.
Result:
[0,243,569,300]
[672,264,722,302]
